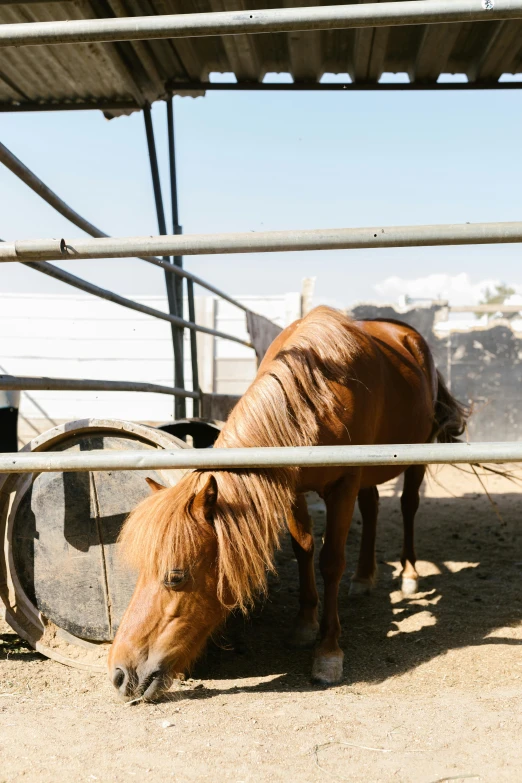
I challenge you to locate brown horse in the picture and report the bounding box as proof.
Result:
[108,306,467,700]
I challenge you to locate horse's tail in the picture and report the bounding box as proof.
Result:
[432,370,515,524]
[433,370,469,443]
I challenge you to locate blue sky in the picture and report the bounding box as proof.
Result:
[2,84,522,307]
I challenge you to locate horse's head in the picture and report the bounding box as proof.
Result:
[108,473,227,702]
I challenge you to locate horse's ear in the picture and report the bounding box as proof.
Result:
[191,474,218,523]
[145,477,167,493]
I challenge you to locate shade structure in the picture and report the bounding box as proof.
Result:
[1,0,522,115]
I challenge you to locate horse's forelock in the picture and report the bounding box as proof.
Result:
[118,471,206,581]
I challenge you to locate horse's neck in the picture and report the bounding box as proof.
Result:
[214,415,296,523]
[216,384,307,452]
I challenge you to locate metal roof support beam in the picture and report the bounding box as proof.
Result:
[167,96,200,417]
[166,97,187,416]
[143,105,186,418]
[0,0,521,48]
[1,441,522,473]
[167,81,522,91]
[4,221,522,261]
[166,97,183,318]
[0,375,199,398]
[0,1,80,4]
[2,83,522,113]
[0,100,142,111]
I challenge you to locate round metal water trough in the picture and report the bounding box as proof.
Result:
[0,419,188,671]
[157,418,223,449]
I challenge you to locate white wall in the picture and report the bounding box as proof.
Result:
[214,294,300,394]
[0,291,300,442]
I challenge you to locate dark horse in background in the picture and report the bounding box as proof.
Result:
[108,306,467,700]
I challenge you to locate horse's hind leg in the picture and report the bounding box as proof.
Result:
[350,486,379,595]
[287,494,319,648]
[400,464,426,596]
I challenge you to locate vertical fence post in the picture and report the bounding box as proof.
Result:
[167,97,200,417]
[0,390,20,452]
[186,279,200,416]
[143,104,186,420]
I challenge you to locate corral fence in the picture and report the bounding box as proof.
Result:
[2,0,522,472]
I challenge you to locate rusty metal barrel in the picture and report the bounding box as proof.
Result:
[0,419,188,671]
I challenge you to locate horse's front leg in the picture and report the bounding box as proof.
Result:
[312,472,360,685]
[286,494,319,648]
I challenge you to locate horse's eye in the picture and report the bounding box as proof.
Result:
[163,569,188,589]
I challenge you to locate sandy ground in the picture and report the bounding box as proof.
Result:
[1,465,522,783]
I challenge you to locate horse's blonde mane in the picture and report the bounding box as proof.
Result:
[120,306,361,611]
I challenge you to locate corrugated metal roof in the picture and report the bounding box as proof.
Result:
[1,1,522,116]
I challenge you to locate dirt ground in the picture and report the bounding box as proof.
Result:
[1,465,522,783]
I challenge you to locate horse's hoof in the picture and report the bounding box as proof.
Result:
[286,622,319,649]
[311,653,344,685]
[350,578,373,596]
[401,576,419,596]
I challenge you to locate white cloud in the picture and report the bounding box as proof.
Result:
[374,272,522,306]
[505,293,522,306]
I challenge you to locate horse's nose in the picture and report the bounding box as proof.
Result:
[111,665,130,696]
[110,662,166,701]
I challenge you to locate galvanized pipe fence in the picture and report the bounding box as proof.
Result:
[2,221,522,262]
[0,0,520,48]
[0,375,199,398]
[1,442,522,473]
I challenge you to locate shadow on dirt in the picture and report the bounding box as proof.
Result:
[0,632,43,663]
[183,487,522,698]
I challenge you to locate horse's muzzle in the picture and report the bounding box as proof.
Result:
[110,663,167,702]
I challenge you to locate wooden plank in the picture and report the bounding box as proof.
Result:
[91,436,169,635]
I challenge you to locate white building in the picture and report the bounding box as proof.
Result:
[0,291,301,446]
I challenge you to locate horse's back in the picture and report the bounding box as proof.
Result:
[257,308,439,492]
[357,318,438,405]
[260,309,437,415]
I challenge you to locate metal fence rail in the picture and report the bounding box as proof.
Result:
[1,442,521,473]
[450,304,522,314]
[2,221,522,263]
[0,375,199,398]
[0,0,519,48]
